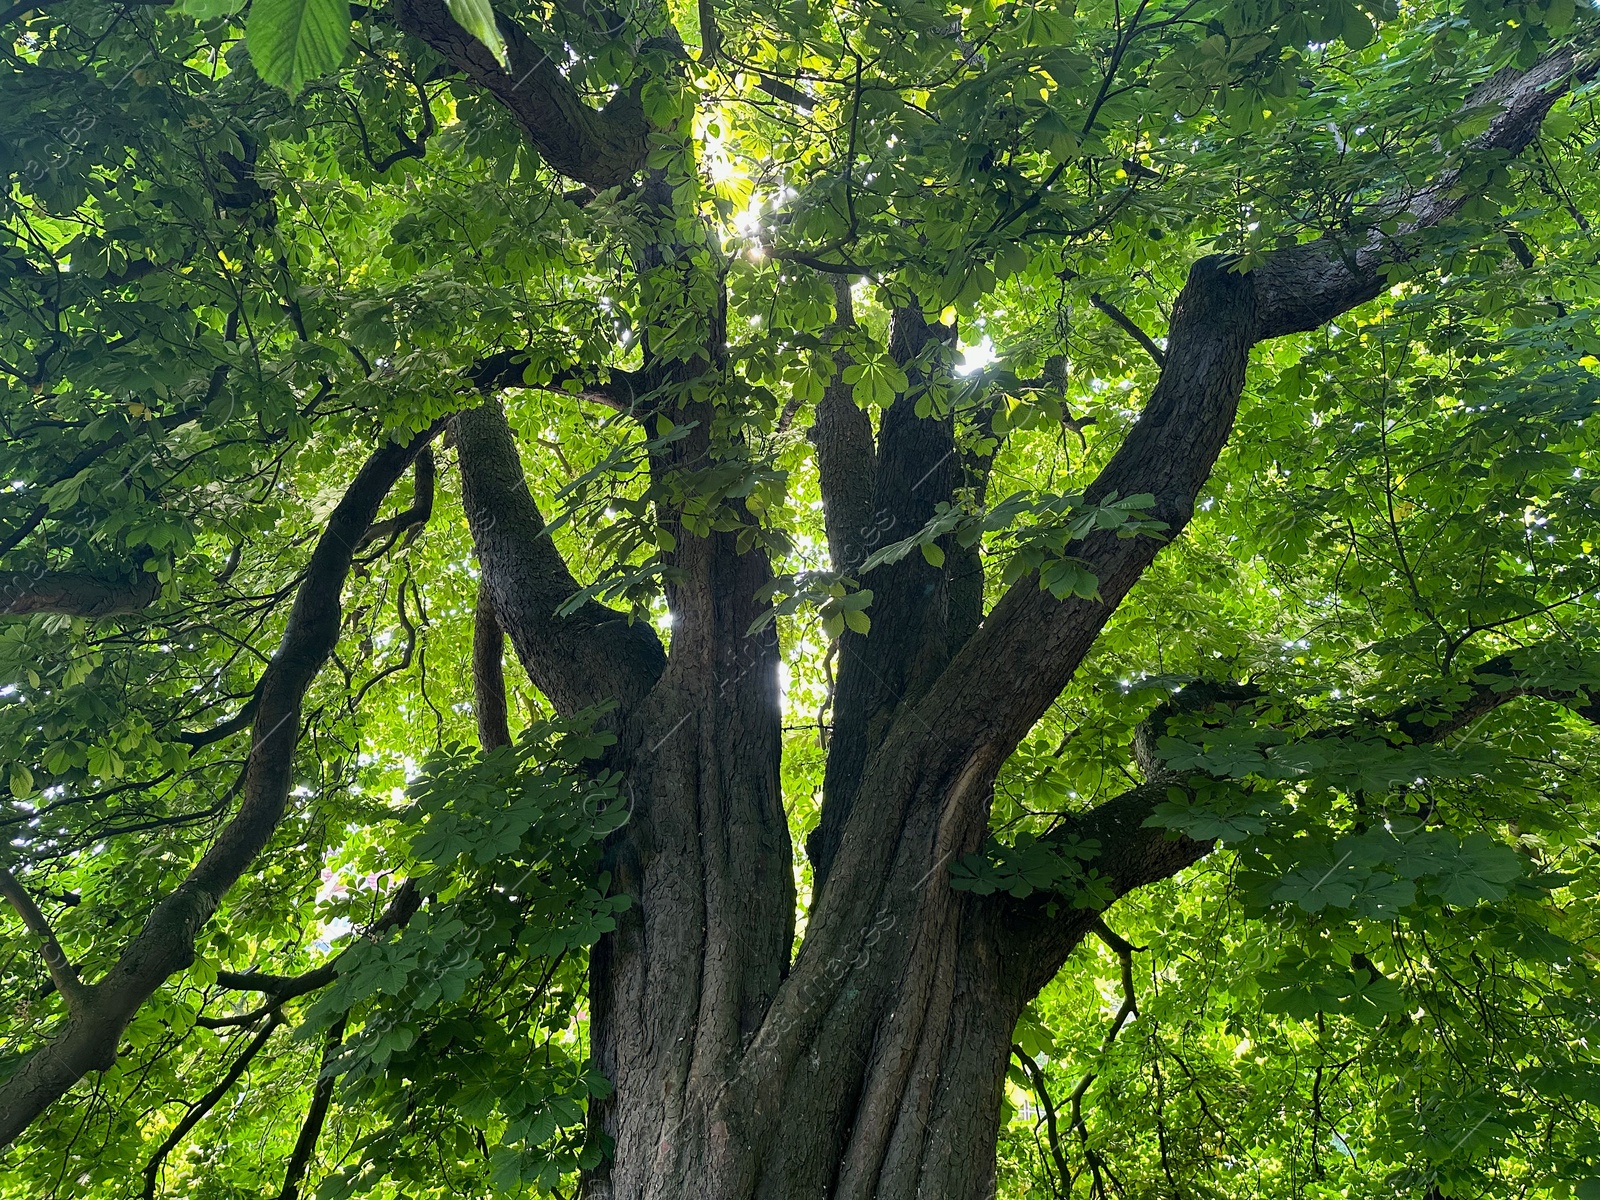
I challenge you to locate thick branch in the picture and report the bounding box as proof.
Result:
[1388,649,1600,743]
[1254,46,1592,338]
[807,276,876,573]
[0,866,89,1014]
[455,400,665,716]
[471,350,651,414]
[901,44,1589,828]
[0,569,159,618]
[914,253,1256,822]
[391,0,649,188]
[0,424,442,1150]
[1003,783,1212,999]
[1007,645,1600,989]
[472,579,513,751]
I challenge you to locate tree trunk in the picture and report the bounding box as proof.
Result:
[409,43,1590,1200]
[585,728,1037,1200]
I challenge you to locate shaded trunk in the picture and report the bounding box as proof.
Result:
[586,726,1050,1200]
[462,53,1587,1197]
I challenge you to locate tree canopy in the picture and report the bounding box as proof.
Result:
[0,0,1599,1197]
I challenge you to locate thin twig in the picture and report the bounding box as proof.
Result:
[141,1012,283,1200]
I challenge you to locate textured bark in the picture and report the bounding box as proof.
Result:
[450,44,1589,1200]
[809,305,961,892]
[808,276,877,572]
[390,0,649,189]
[455,400,666,717]
[579,281,797,1192]
[472,579,513,751]
[0,569,159,617]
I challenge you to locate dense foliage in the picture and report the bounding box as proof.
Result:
[0,0,1598,1197]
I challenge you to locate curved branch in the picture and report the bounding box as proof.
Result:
[211,878,421,1001]
[0,866,89,1014]
[1066,920,1139,1141]
[356,444,436,551]
[1253,46,1593,339]
[1002,782,1212,1000]
[1387,648,1600,743]
[0,423,444,1150]
[455,400,665,716]
[471,350,652,415]
[1012,1046,1072,1187]
[1005,645,1600,983]
[391,0,649,188]
[901,43,1591,819]
[178,692,261,749]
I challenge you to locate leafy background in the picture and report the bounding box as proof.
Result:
[0,0,1598,1196]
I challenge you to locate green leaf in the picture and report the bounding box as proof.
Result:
[178,0,246,16]
[1544,0,1576,29]
[445,0,510,68]
[1425,833,1523,906]
[247,0,352,95]
[1341,3,1374,49]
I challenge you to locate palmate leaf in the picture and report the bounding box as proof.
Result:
[445,0,511,68]
[1423,832,1525,906]
[247,0,353,95]
[1258,959,1406,1025]
[1147,787,1280,842]
[1272,860,1416,918]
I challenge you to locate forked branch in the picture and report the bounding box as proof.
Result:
[455,400,665,716]
[904,42,1592,853]
[1066,920,1140,1141]
[357,444,436,551]
[0,422,444,1150]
